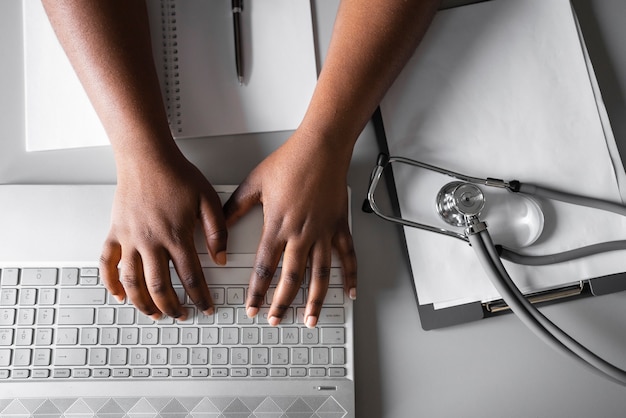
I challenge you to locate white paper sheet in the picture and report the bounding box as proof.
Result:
[380,0,626,309]
[23,0,317,151]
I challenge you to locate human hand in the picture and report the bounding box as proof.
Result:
[223,130,357,328]
[100,153,228,320]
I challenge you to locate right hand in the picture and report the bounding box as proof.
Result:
[99,153,228,320]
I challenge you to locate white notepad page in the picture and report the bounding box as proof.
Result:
[23,0,317,151]
[380,0,626,309]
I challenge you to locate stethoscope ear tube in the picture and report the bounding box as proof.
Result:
[469,229,626,386]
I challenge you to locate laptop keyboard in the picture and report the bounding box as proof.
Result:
[0,266,349,380]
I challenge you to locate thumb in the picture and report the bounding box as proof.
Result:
[223,179,261,228]
[199,191,228,266]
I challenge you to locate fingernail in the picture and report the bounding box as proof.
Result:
[268,316,281,327]
[349,288,357,300]
[114,294,125,303]
[305,315,318,328]
[150,312,163,321]
[216,251,227,266]
[203,307,214,316]
[247,306,259,318]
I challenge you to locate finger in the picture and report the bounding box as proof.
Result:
[223,177,261,228]
[142,248,186,320]
[268,240,309,326]
[118,250,162,319]
[333,224,358,300]
[304,241,333,328]
[169,240,214,316]
[199,191,228,266]
[246,232,284,320]
[100,237,125,302]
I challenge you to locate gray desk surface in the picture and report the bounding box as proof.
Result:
[2,1,626,416]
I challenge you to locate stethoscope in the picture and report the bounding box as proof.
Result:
[365,153,626,386]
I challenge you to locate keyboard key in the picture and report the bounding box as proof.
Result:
[89,348,108,366]
[37,308,55,325]
[231,367,248,377]
[211,348,228,365]
[227,287,245,305]
[60,268,79,286]
[32,369,51,378]
[311,347,329,365]
[216,307,235,325]
[181,328,199,345]
[321,327,346,344]
[0,308,16,325]
[211,368,228,377]
[59,288,106,305]
[35,329,53,346]
[117,308,135,325]
[250,368,268,377]
[80,268,99,277]
[130,348,148,366]
[58,308,95,325]
[13,348,32,366]
[113,368,131,378]
[329,367,347,377]
[331,347,346,365]
[19,288,37,306]
[231,348,248,365]
[323,288,345,305]
[170,348,188,365]
[53,369,72,378]
[150,348,168,365]
[93,368,111,378]
[15,328,34,346]
[0,289,17,306]
[191,368,209,377]
[309,367,326,377]
[109,348,128,365]
[73,368,91,378]
[39,288,56,305]
[97,308,115,325]
[34,349,52,366]
[291,347,308,365]
[56,328,78,345]
[201,328,219,345]
[0,268,19,286]
[21,268,57,286]
[0,349,11,366]
[281,328,299,344]
[0,329,14,346]
[141,328,159,345]
[250,347,269,365]
[55,348,87,366]
[190,347,208,365]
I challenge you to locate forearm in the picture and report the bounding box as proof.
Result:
[42,0,179,171]
[300,0,440,162]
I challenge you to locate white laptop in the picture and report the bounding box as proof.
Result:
[0,184,354,417]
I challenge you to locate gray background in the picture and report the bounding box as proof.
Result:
[2,1,626,416]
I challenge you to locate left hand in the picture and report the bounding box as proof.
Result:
[223,130,357,328]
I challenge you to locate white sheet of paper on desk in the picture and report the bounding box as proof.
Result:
[22,0,317,151]
[380,0,626,309]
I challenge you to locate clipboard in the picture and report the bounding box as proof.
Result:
[372,0,626,329]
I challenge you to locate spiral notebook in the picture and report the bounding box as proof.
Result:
[23,0,317,151]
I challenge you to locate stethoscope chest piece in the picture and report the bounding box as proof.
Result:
[436,181,485,227]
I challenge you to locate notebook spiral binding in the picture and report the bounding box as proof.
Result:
[160,0,183,135]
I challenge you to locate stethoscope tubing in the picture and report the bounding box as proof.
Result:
[470,229,626,386]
